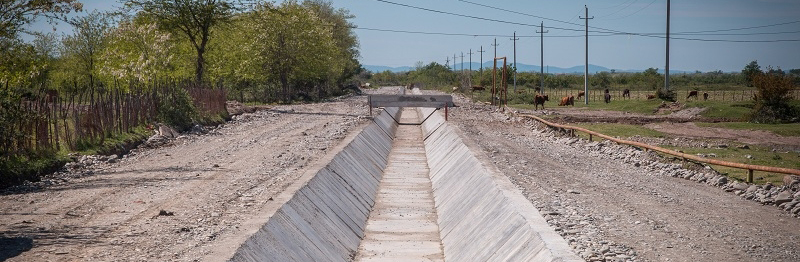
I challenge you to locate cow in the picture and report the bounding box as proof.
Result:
[687,90,698,100]
[622,89,630,98]
[703,92,709,101]
[559,96,575,106]
[472,86,485,92]
[534,94,549,110]
[646,94,656,100]
[604,93,611,103]
[576,91,585,100]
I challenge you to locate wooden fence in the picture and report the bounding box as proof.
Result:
[0,81,226,158]
[512,110,800,182]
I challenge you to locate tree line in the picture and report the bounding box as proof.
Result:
[365,61,800,92]
[1,0,361,103]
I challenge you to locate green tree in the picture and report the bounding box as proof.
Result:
[742,60,762,87]
[0,0,83,40]
[751,66,797,123]
[249,1,338,102]
[100,17,175,84]
[60,11,111,91]
[124,0,236,82]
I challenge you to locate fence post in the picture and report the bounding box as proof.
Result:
[747,169,754,183]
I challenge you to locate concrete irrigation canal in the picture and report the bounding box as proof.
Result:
[215,93,581,261]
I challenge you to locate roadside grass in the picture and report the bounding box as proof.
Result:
[572,123,666,138]
[683,100,752,119]
[548,122,797,185]
[76,126,152,156]
[696,122,800,137]
[0,151,70,188]
[660,145,799,184]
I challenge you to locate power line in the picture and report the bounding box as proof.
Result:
[452,0,800,40]
[595,0,639,19]
[352,26,800,42]
[605,0,658,20]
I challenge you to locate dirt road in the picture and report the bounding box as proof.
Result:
[0,92,379,261]
[443,92,800,262]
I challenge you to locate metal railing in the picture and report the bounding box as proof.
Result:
[509,108,800,182]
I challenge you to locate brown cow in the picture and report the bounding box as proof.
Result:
[559,96,575,106]
[687,90,698,100]
[534,94,549,110]
[646,94,656,100]
[703,92,709,101]
[576,91,585,100]
[622,89,630,98]
[604,93,611,103]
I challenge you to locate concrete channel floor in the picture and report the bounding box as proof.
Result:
[354,108,445,262]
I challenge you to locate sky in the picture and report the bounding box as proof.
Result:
[26,0,800,72]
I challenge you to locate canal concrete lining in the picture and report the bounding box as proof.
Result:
[418,107,582,262]
[215,96,579,261]
[354,108,444,261]
[223,107,401,262]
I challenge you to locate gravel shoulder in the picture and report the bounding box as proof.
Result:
[0,89,396,261]
[442,92,800,262]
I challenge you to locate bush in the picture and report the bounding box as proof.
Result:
[158,88,198,131]
[656,88,677,102]
[749,70,798,123]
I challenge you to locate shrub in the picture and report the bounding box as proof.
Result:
[749,69,798,123]
[656,88,677,102]
[158,88,198,131]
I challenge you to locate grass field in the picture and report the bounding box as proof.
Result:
[696,122,800,137]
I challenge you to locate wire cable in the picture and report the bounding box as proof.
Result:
[371,0,800,42]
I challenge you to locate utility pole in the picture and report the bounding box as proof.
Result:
[580,5,593,105]
[468,49,474,72]
[478,46,485,73]
[460,52,465,73]
[468,49,474,87]
[665,0,670,92]
[492,38,499,60]
[537,22,548,94]
[453,53,457,71]
[446,56,450,70]
[510,31,519,92]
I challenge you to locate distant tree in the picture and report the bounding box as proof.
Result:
[593,71,611,89]
[123,0,237,82]
[742,60,762,87]
[790,69,800,76]
[751,66,797,123]
[60,11,112,90]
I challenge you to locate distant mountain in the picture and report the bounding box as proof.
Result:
[363,62,691,74]
[362,65,414,73]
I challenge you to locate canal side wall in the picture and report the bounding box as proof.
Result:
[225,107,401,262]
[418,106,582,262]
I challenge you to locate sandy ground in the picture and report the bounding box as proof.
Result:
[2,87,799,262]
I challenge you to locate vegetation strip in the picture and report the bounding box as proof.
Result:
[512,108,800,176]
